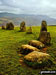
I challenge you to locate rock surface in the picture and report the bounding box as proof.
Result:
[20,21,26,32]
[24,51,50,63]
[39,31,51,44]
[20,45,39,54]
[39,20,51,45]
[29,40,45,49]
[2,25,5,29]
[6,22,14,30]
[41,20,47,32]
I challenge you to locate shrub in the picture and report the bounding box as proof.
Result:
[6,22,14,30]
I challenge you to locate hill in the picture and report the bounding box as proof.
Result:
[0,12,56,26]
[0,26,56,75]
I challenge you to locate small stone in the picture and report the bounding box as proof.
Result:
[26,27,32,34]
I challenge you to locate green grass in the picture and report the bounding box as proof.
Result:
[0,26,56,75]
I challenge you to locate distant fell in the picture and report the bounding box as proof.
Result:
[0,12,56,26]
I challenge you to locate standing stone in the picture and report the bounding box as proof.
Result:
[20,21,26,32]
[6,22,14,30]
[41,20,47,32]
[2,25,5,29]
[39,31,51,45]
[27,27,32,34]
[39,20,51,45]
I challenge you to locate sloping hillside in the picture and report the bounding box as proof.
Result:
[0,26,56,75]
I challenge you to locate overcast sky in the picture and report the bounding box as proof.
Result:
[0,0,56,18]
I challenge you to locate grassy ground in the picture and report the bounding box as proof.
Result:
[0,26,56,75]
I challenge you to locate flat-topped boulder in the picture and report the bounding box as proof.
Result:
[24,51,50,62]
[24,51,52,68]
[29,40,45,49]
[20,44,39,54]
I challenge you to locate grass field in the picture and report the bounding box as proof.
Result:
[0,26,56,75]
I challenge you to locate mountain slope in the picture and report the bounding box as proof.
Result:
[0,12,56,26]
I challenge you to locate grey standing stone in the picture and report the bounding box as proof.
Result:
[39,20,51,45]
[20,21,26,32]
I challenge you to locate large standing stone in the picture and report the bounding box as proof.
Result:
[39,20,51,45]
[41,20,47,32]
[20,21,26,32]
[39,31,51,45]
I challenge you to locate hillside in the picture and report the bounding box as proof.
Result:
[0,26,56,75]
[0,12,56,26]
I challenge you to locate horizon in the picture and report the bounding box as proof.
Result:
[0,12,56,19]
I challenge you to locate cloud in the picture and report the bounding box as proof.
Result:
[0,0,56,18]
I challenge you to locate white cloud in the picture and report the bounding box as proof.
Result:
[0,0,56,18]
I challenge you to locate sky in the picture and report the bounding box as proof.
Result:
[0,0,56,18]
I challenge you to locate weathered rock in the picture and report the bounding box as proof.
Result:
[27,27,32,34]
[6,22,14,30]
[20,21,26,32]
[29,40,45,49]
[2,25,5,29]
[24,51,52,68]
[20,44,39,54]
[39,31,51,45]
[39,20,51,45]
[41,20,47,32]
[24,51,50,62]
